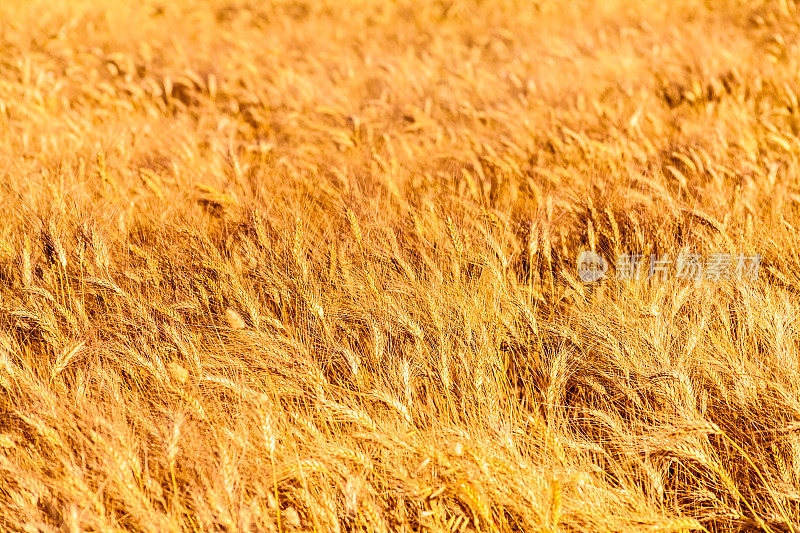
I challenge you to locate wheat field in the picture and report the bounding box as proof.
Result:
[1,0,800,531]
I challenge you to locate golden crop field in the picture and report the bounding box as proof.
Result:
[2,0,800,531]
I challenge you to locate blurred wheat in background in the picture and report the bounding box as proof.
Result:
[1,0,800,531]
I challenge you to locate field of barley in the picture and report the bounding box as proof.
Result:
[2,0,800,531]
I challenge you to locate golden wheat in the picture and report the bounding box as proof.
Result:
[1,0,800,531]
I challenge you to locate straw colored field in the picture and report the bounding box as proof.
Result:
[2,0,800,531]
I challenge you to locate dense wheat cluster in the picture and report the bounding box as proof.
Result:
[3,0,800,531]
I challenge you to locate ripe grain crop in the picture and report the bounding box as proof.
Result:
[2,0,800,531]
